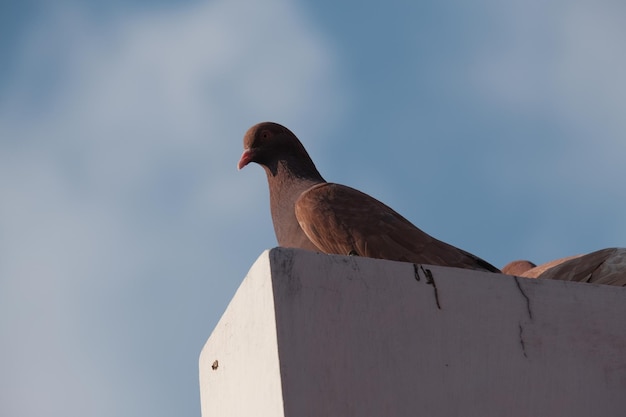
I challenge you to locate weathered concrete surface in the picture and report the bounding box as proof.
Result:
[199,248,626,417]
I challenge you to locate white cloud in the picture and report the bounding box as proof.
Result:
[466,0,626,262]
[0,1,346,416]
[469,0,626,192]
[473,1,626,154]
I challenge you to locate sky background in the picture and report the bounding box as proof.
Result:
[1,0,625,416]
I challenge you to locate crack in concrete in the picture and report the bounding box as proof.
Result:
[415,265,442,309]
[413,263,421,282]
[513,276,532,320]
[518,323,528,358]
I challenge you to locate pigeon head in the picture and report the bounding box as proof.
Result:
[238,122,324,180]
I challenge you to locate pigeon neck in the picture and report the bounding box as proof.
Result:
[264,155,325,182]
[264,159,325,201]
[263,159,325,249]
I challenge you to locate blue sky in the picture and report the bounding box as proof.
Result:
[2,0,625,416]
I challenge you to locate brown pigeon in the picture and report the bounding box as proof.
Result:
[516,255,582,279]
[238,122,499,273]
[501,249,626,286]
[537,248,626,286]
[501,260,537,276]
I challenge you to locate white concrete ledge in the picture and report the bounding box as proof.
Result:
[199,248,626,417]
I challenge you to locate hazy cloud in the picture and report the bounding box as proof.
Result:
[474,0,626,156]
[0,1,345,416]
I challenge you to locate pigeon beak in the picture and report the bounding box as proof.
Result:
[237,148,254,170]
